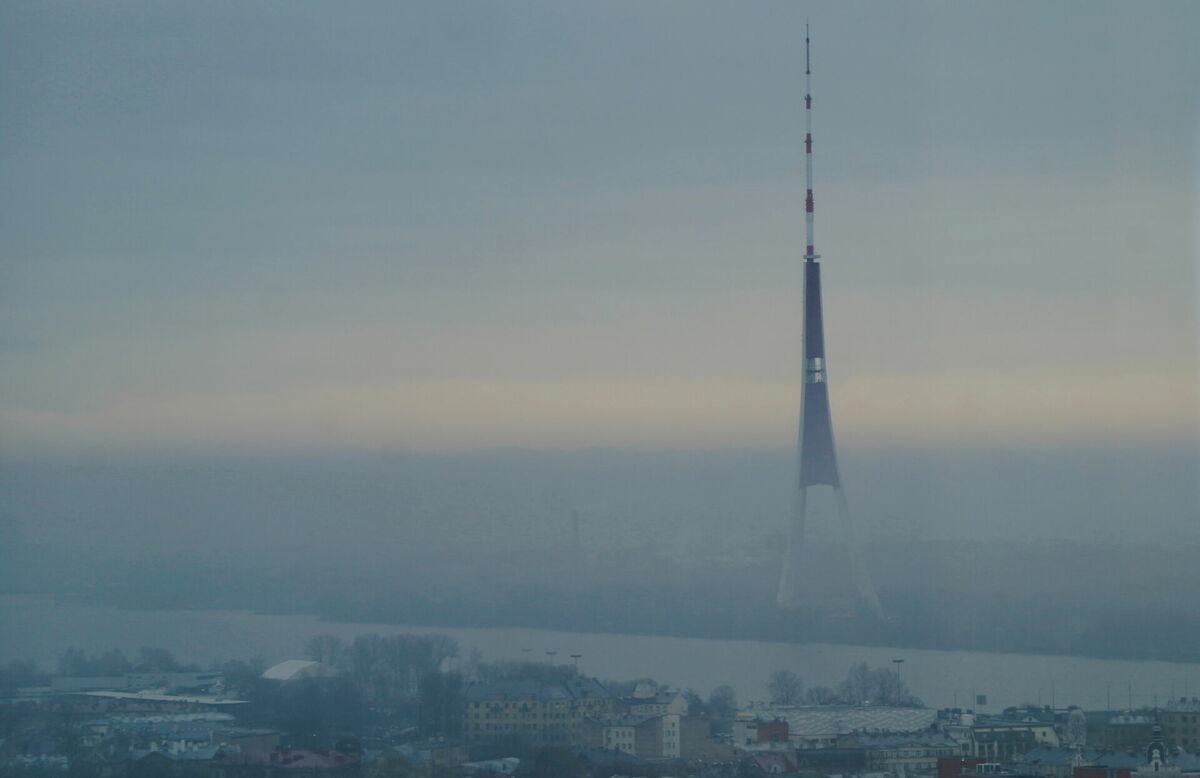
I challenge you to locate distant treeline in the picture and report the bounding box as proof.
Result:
[3,636,920,729]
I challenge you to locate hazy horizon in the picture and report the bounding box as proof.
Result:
[2,2,1198,674]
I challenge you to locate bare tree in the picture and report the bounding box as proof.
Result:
[683,689,709,716]
[1065,707,1087,747]
[135,647,188,672]
[418,670,465,737]
[835,662,922,707]
[837,662,874,705]
[804,685,838,705]
[305,634,346,670]
[767,669,804,706]
[708,685,738,719]
[870,666,909,706]
[421,633,460,671]
[342,633,462,702]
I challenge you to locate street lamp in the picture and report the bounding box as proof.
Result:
[892,658,904,683]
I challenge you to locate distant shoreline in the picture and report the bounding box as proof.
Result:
[5,592,1199,712]
[22,587,1200,668]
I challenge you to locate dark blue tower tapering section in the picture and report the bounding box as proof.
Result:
[777,25,882,617]
[799,260,839,487]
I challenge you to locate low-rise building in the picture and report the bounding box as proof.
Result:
[214,727,284,752]
[49,671,225,694]
[1163,700,1200,752]
[1090,714,1154,751]
[583,712,714,758]
[732,713,791,751]
[625,687,689,717]
[463,677,613,746]
[1016,746,1200,778]
[462,756,520,774]
[585,713,659,757]
[940,710,1059,760]
[753,751,797,774]
[795,746,868,773]
[839,732,962,774]
[74,690,249,715]
[754,705,938,749]
[938,755,991,778]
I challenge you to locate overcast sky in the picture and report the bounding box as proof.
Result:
[2,0,1196,457]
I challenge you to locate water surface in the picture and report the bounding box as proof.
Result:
[2,594,1194,711]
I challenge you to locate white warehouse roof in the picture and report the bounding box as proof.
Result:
[261,659,328,681]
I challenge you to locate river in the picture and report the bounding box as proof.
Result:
[2,593,1195,711]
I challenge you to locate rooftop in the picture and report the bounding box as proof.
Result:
[1165,699,1200,714]
[79,691,247,705]
[464,677,610,703]
[764,706,938,737]
[628,689,682,706]
[261,660,326,681]
[850,732,959,748]
[219,747,357,768]
[591,714,656,727]
[130,746,223,762]
[1106,714,1155,726]
[1019,747,1200,771]
[975,717,1057,729]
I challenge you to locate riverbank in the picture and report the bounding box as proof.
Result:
[3,593,1198,712]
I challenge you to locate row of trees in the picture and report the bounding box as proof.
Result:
[21,642,920,753]
[37,644,921,710]
[56,646,197,677]
[0,658,48,694]
[304,633,459,704]
[767,663,923,707]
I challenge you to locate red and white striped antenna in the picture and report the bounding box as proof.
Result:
[804,21,819,261]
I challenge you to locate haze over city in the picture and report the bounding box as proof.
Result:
[0,3,1198,776]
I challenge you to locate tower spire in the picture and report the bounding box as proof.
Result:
[804,21,818,261]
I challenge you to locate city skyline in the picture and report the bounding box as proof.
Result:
[4,12,1200,769]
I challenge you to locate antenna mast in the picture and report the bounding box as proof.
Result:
[804,22,819,261]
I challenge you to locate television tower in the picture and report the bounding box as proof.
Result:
[776,25,883,618]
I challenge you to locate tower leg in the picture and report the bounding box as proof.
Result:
[834,486,884,619]
[776,486,808,608]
